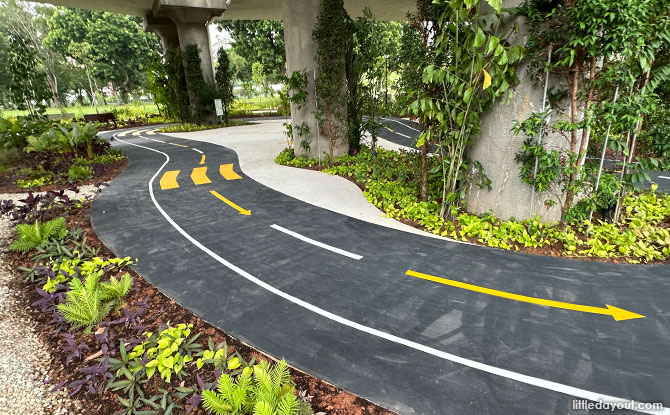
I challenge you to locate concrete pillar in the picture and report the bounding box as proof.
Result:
[282,0,347,159]
[465,0,566,222]
[168,11,217,85]
[143,15,179,52]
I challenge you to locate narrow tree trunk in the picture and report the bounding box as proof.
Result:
[576,57,597,168]
[420,139,428,202]
[560,67,581,229]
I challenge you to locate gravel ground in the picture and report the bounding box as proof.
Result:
[0,185,101,415]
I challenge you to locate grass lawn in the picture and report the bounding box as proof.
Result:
[1,102,160,119]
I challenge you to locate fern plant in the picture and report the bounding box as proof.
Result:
[9,217,67,252]
[202,359,306,415]
[57,272,133,331]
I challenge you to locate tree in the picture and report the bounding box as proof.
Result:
[6,32,51,116]
[217,20,285,78]
[215,48,235,124]
[1,1,63,107]
[148,48,190,123]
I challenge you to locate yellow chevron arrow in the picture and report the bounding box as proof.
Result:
[210,190,250,215]
[220,164,242,180]
[191,167,212,185]
[405,270,644,321]
[159,170,180,190]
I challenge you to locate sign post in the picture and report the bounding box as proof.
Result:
[214,99,223,124]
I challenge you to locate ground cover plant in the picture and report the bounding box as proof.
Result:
[277,147,670,263]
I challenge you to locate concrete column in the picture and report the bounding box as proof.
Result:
[169,11,216,85]
[465,0,567,222]
[143,15,180,52]
[282,0,347,159]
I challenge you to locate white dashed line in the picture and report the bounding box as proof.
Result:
[270,224,363,260]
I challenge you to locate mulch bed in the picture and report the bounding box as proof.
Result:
[4,191,396,414]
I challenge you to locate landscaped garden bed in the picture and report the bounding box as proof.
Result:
[276,147,670,264]
[0,164,395,414]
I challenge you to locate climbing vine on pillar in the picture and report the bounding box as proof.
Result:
[148,47,191,124]
[313,0,350,164]
[183,44,216,124]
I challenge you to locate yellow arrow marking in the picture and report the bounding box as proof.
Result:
[199,154,206,165]
[132,130,142,136]
[118,130,132,137]
[220,164,242,180]
[168,142,189,148]
[159,170,180,190]
[210,190,250,215]
[405,270,645,321]
[191,167,211,185]
[146,129,158,135]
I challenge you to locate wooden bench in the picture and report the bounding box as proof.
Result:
[83,112,117,127]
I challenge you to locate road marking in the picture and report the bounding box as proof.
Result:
[199,154,206,165]
[406,270,644,321]
[658,175,670,180]
[382,117,421,132]
[210,190,250,215]
[220,164,242,180]
[192,148,204,154]
[117,130,133,137]
[132,130,143,136]
[393,130,413,139]
[150,139,166,144]
[168,142,189,148]
[271,224,363,260]
[146,129,158,135]
[159,170,180,190]
[191,167,212,185]
[113,134,668,415]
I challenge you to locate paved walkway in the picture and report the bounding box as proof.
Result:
[93,123,669,415]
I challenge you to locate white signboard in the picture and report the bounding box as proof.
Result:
[214,99,223,116]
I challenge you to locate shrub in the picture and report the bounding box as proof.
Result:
[202,359,309,415]
[9,217,67,252]
[67,165,93,182]
[57,272,133,331]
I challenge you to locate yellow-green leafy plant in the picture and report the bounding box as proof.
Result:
[202,359,308,415]
[42,256,134,293]
[9,217,67,252]
[128,323,201,383]
[57,272,133,331]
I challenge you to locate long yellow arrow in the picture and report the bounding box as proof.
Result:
[405,270,644,321]
[210,190,250,215]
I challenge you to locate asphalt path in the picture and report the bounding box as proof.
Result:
[91,127,670,415]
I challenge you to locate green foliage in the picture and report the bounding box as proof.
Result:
[148,48,191,124]
[25,121,99,156]
[67,165,93,182]
[215,48,236,124]
[313,0,349,161]
[57,271,133,330]
[43,256,133,293]
[0,117,51,150]
[5,29,50,116]
[127,323,200,383]
[183,44,216,124]
[16,176,52,189]
[279,147,670,262]
[217,21,285,81]
[202,359,305,415]
[9,217,67,252]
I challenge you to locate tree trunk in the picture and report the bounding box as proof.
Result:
[420,139,428,202]
[560,67,581,229]
[576,57,597,168]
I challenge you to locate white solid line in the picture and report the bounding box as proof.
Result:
[270,224,363,260]
[393,130,413,139]
[113,133,668,415]
[382,117,421,132]
[192,148,204,154]
[149,139,166,143]
[658,175,670,180]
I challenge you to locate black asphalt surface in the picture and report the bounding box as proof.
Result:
[91,128,670,415]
